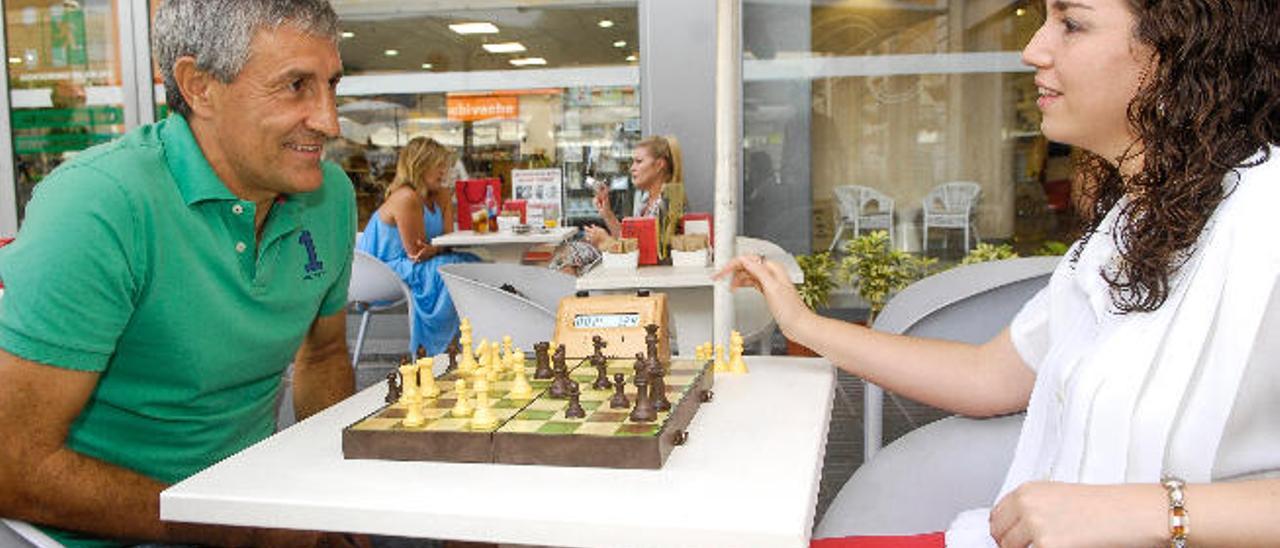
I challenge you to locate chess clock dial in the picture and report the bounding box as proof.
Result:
[554,292,671,360]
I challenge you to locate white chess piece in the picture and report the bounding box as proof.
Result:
[398,362,420,404]
[451,379,473,418]
[415,353,440,398]
[508,351,533,399]
[470,379,498,430]
[713,344,728,373]
[729,331,749,374]
[402,399,425,427]
[458,333,476,373]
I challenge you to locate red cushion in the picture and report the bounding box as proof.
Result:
[811,532,945,548]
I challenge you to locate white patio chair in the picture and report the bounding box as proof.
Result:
[829,185,895,252]
[862,255,1058,460]
[347,250,414,369]
[814,257,1057,538]
[439,263,561,352]
[921,181,982,255]
[1,519,63,547]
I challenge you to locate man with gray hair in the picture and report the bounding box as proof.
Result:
[0,1,366,546]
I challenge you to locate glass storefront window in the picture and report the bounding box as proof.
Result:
[327,2,640,229]
[5,0,127,224]
[743,1,1078,260]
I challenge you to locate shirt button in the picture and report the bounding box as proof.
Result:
[235,241,247,253]
[232,204,245,215]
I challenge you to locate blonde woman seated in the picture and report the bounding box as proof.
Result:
[357,137,480,355]
[550,135,686,274]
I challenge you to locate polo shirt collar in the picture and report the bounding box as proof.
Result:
[159,114,241,206]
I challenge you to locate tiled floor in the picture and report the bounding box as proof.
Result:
[343,306,950,540]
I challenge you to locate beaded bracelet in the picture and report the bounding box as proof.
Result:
[1161,476,1189,548]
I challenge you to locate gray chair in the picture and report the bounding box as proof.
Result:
[439,263,566,352]
[1,519,62,547]
[814,256,1057,538]
[347,250,414,369]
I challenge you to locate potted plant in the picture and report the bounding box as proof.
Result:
[960,242,1019,265]
[787,251,838,356]
[838,231,936,326]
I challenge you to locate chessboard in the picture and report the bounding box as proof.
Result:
[342,349,714,469]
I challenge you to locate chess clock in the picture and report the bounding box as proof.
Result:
[553,291,671,361]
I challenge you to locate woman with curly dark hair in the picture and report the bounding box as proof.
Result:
[720,0,1280,546]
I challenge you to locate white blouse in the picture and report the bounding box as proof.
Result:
[948,146,1280,546]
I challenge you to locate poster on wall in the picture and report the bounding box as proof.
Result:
[511,168,563,227]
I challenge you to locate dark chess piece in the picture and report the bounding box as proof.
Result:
[591,354,612,390]
[644,324,660,361]
[609,373,630,409]
[633,352,647,377]
[384,371,402,404]
[533,341,553,379]
[549,349,572,399]
[553,344,567,369]
[446,341,459,371]
[564,383,586,419]
[628,370,657,423]
[592,335,608,359]
[648,356,671,412]
[416,345,428,361]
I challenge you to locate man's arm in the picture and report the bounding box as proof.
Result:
[291,310,355,421]
[0,349,360,546]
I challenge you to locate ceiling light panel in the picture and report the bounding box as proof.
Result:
[449,22,500,35]
[482,42,527,54]
[509,57,547,66]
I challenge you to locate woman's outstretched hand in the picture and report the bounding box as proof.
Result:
[713,254,812,343]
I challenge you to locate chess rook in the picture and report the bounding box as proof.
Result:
[533,341,553,379]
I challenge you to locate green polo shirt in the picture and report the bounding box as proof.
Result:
[0,115,355,547]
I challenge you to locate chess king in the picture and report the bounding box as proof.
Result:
[0,1,366,546]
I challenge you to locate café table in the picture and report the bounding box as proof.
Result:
[161,356,835,548]
[575,237,801,356]
[432,226,576,263]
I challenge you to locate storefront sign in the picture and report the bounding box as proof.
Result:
[446,96,518,121]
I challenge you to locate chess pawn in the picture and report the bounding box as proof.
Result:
[451,379,473,418]
[398,359,420,405]
[502,335,514,362]
[508,357,533,399]
[713,344,728,373]
[609,373,630,409]
[470,380,497,430]
[564,383,586,419]
[402,399,425,427]
[729,332,749,374]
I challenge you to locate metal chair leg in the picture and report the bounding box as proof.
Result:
[828,222,847,253]
[351,307,372,369]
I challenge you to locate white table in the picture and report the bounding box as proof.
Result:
[432,227,576,263]
[161,357,835,548]
[577,237,802,355]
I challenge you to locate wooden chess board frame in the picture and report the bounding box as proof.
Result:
[342,357,714,469]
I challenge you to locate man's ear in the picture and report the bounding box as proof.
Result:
[172,56,218,118]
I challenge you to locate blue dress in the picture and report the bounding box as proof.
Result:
[357,205,480,355]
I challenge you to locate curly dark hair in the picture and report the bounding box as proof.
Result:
[1071,0,1280,313]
